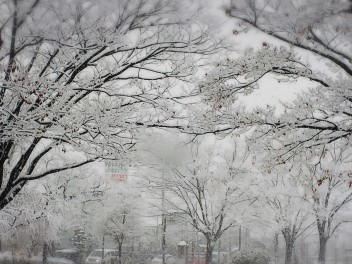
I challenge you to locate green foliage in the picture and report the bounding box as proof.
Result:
[232,250,270,264]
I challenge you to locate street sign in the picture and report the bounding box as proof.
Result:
[104,161,128,182]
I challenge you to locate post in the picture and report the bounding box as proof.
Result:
[229,231,232,260]
[238,226,241,251]
[43,217,49,264]
[217,239,221,264]
[102,235,105,261]
[334,234,338,264]
[156,217,159,251]
[192,241,195,264]
[161,171,166,264]
[274,233,278,264]
[162,215,166,264]
[245,228,249,249]
[196,230,199,260]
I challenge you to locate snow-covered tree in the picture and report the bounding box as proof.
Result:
[147,138,253,264]
[0,165,108,258]
[255,142,352,264]
[50,165,109,228]
[199,45,351,159]
[226,0,352,76]
[294,145,352,264]
[197,0,352,160]
[257,168,312,264]
[0,0,221,210]
[0,178,70,263]
[72,227,88,264]
[103,208,133,264]
[102,190,141,264]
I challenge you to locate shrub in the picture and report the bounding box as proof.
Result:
[232,250,270,264]
[0,258,36,264]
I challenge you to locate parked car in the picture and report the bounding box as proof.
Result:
[85,249,119,264]
[150,254,176,264]
[53,248,80,264]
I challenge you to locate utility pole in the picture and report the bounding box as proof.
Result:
[43,217,49,264]
[161,170,166,264]
[217,239,221,264]
[238,226,241,251]
[334,233,338,264]
[245,228,249,249]
[274,233,278,264]
[229,230,232,260]
[156,217,159,251]
[196,230,199,260]
[102,235,105,261]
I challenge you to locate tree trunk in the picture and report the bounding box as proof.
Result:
[284,241,293,264]
[318,237,327,264]
[49,242,56,257]
[43,242,49,264]
[118,241,123,264]
[205,239,214,264]
[283,232,295,264]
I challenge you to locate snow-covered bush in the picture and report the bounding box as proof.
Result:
[0,251,38,264]
[0,260,34,264]
[232,250,270,264]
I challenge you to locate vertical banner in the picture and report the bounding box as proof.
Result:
[104,161,128,182]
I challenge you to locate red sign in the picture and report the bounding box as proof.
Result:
[111,173,128,181]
